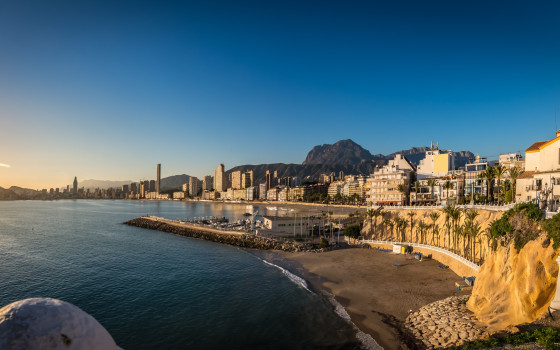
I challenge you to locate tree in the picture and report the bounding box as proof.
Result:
[443,180,453,203]
[429,212,440,245]
[427,178,437,204]
[494,165,506,204]
[508,168,524,203]
[372,207,384,239]
[413,181,420,205]
[407,212,416,242]
[478,166,496,203]
[397,184,407,205]
[344,225,361,243]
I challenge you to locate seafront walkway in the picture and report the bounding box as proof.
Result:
[359,239,480,276]
[370,203,517,211]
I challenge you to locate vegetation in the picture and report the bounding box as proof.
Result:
[449,327,560,350]
[488,202,542,251]
[318,237,330,249]
[344,224,361,241]
[544,213,560,249]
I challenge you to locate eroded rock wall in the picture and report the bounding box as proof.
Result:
[467,235,558,331]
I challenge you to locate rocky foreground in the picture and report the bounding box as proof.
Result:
[405,295,488,349]
[124,217,327,252]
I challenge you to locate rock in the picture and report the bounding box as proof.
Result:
[0,298,119,350]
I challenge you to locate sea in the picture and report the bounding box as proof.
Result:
[0,200,364,349]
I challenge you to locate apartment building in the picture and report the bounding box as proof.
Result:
[366,154,415,206]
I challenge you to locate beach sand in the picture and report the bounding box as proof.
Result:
[280,247,471,350]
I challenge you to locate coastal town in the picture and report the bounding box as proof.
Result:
[20,131,560,216]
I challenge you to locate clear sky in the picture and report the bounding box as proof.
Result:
[1,0,559,189]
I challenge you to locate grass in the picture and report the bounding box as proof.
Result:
[448,327,560,349]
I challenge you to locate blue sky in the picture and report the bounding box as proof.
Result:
[1,0,559,188]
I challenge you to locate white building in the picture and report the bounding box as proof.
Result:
[416,142,455,179]
[366,154,415,206]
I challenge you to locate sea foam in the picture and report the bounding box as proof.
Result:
[260,259,312,293]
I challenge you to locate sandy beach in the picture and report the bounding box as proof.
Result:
[279,247,471,350]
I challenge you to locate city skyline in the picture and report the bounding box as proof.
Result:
[1,1,560,188]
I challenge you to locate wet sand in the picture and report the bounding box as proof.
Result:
[280,247,470,350]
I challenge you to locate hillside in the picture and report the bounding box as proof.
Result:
[303,140,473,168]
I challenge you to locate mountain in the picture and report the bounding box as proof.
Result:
[228,140,475,184]
[304,140,474,168]
[160,174,190,191]
[227,162,384,185]
[80,179,132,190]
[0,187,20,200]
[385,148,474,168]
[303,139,384,165]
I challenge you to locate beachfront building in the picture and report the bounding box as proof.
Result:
[328,181,344,198]
[464,155,490,199]
[499,153,524,170]
[366,154,415,206]
[416,142,455,180]
[516,130,560,210]
[267,187,280,201]
[202,175,213,191]
[259,183,268,200]
[260,216,309,238]
[189,177,199,198]
[173,191,186,199]
[246,186,258,201]
[242,171,253,189]
[213,164,227,192]
[409,175,465,205]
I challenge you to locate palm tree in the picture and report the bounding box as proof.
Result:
[397,184,407,205]
[429,212,440,245]
[372,207,384,239]
[427,178,437,204]
[449,206,462,253]
[418,220,429,244]
[479,166,496,203]
[508,168,524,203]
[494,165,506,204]
[413,181,420,205]
[383,217,393,240]
[469,222,482,262]
[443,180,453,203]
[366,209,375,239]
[407,212,416,242]
[441,206,453,250]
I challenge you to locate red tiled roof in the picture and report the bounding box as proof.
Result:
[517,171,535,179]
[525,141,547,152]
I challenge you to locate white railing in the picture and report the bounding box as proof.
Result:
[359,239,480,272]
[370,203,517,212]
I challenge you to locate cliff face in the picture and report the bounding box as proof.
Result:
[467,235,558,331]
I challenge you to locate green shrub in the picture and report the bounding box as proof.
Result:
[318,237,329,249]
[544,213,560,249]
[344,225,361,240]
[449,327,560,350]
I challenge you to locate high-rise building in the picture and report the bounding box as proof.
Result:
[189,177,199,197]
[213,164,227,192]
[156,164,161,194]
[73,177,78,193]
[202,175,213,191]
[231,170,242,189]
[265,170,271,191]
[149,180,155,192]
[242,171,253,189]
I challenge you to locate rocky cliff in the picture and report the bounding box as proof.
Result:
[467,234,558,331]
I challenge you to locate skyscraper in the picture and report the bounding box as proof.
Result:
[189,177,199,197]
[231,171,242,189]
[213,164,226,192]
[242,171,253,189]
[265,170,271,191]
[156,164,161,194]
[73,177,78,193]
[202,175,213,191]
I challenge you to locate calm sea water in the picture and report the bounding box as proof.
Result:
[0,200,361,349]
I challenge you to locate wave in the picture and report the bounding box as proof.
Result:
[260,259,311,293]
[323,291,383,350]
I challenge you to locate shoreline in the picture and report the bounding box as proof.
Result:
[271,247,471,350]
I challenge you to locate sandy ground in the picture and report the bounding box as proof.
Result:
[280,247,471,350]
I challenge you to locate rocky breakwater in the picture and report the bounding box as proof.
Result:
[405,296,487,349]
[124,217,322,252]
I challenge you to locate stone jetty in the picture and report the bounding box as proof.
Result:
[124,217,323,252]
[405,295,488,349]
